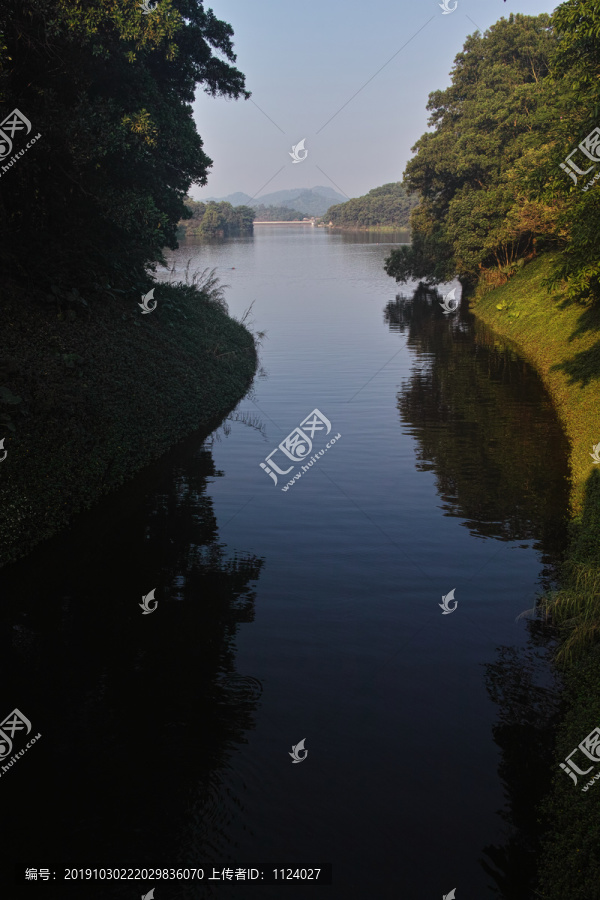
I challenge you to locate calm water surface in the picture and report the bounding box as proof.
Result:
[2,226,569,898]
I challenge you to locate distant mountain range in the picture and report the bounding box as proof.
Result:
[203,186,346,217]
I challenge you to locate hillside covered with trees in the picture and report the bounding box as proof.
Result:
[205,186,345,217]
[384,8,598,304]
[325,182,418,228]
[181,199,255,236]
[253,205,306,221]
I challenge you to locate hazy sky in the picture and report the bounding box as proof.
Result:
[191,0,558,203]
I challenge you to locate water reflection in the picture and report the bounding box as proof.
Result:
[389,284,568,898]
[334,228,410,244]
[482,630,561,898]
[387,285,570,560]
[0,429,264,898]
[0,232,574,899]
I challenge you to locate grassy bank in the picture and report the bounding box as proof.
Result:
[471,253,600,516]
[0,278,257,569]
[470,254,600,899]
[328,225,411,237]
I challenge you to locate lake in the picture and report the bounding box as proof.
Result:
[1,225,569,898]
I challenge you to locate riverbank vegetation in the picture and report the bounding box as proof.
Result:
[180,199,255,237]
[0,0,257,565]
[383,5,600,897]
[253,204,306,221]
[0,274,257,569]
[324,182,418,229]
[472,260,600,899]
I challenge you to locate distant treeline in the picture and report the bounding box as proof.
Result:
[253,205,307,221]
[325,183,418,228]
[181,199,255,237]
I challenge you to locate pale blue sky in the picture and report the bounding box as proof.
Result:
[192,0,558,203]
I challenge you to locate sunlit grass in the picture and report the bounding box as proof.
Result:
[472,252,600,516]
[542,561,600,663]
[471,253,600,897]
[473,254,600,660]
[167,261,229,312]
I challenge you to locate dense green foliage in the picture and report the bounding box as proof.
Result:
[181,199,255,236]
[384,5,600,304]
[0,1,259,561]
[384,2,600,305]
[531,0,600,304]
[0,0,249,289]
[325,182,418,228]
[385,13,558,289]
[252,205,306,221]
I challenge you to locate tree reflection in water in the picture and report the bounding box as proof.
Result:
[387,284,568,897]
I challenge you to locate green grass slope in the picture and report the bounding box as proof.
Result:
[0,280,257,568]
[470,254,600,900]
[471,253,600,516]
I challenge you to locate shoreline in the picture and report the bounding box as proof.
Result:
[468,254,600,900]
[468,253,600,515]
[0,281,257,569]
[328,225,411,234]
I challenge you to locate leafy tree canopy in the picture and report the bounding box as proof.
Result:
[325,182,418,228]
[528,0,600,303]
[0,0,249,290]
[181,199,254,236]
[385,13,558,290]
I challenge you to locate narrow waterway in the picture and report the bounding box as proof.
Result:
[2,226,569,899]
